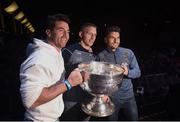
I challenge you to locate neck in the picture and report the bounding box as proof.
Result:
[80,41,92,52]
[107,47,116,52]
[112,49,116,52]
[48,41,61,53]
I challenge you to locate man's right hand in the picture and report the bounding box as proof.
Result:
[67,68,83,87]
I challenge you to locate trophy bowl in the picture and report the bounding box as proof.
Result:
[78,61,124,117]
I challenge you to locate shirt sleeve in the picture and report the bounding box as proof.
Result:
[20,64,51,108]
[127,51,141,79]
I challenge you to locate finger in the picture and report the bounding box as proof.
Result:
[74,68,80,71]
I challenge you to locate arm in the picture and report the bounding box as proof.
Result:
[30,81,67,108]
[126,51,141,79]
[30,68,83,108]
[20,64,83,109]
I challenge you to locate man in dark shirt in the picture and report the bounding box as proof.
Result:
[61,22,97,120]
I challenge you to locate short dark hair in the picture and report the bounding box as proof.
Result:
[80,22,97,31]
[104,26,120,37]
[45,13,71,30]
[33,13,71,39]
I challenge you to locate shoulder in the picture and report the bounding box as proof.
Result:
[98,49,107,55]
[66,43,80,52]
[62,43,79,58]
[118,47,130,51]
[118,47,134,54]
[22,49,54,69]
[97,49,107,60]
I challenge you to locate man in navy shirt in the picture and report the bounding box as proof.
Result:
[61,22,97,120]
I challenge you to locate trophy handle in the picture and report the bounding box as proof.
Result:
[80,81,92,92]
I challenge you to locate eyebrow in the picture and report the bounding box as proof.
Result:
[56,27,70,32]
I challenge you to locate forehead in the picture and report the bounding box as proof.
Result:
[83,26,96,31]
[54,21,69,29]
[108,32,120,37]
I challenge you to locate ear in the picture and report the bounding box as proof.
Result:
[45,29,51,37]
[79,31,83,38]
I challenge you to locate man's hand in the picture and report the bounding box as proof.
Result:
[121,64,128,76]
[68,68,83,87]
[102,95,110,102]
[80,71,90,82]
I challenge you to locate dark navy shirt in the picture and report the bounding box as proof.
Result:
[96,47,141,99]
[62,43,95,102]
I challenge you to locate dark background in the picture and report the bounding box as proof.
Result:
[15,0,180,53]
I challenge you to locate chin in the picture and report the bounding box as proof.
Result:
[62,45,66,48]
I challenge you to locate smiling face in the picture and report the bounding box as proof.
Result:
[105,31,120,52]
[79,26,97,48]
[46,21,70,49]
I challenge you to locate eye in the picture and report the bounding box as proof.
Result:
[85,32,91,35]
[57,28,64,33]
[109,37,114,40]
[66,30,70,34]
[57,28,70,34]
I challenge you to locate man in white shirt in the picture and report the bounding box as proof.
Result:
[20,13,83,121]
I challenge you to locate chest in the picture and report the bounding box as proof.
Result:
[101,51,130,65]
[48,55,65,85]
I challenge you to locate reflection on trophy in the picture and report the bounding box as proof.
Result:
[78,61,124,117]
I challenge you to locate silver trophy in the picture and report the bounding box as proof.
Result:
[78,61,124,117]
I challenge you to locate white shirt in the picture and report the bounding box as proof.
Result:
[20,38,64,121]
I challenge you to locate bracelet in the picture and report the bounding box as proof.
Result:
[64,80,72,90]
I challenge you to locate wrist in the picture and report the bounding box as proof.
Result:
[64,79,72,90]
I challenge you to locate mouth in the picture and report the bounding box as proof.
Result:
[112,43,117,46]
[61,38,68,43]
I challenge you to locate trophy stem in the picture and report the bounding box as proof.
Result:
[81,95,115,117]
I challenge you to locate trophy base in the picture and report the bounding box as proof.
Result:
[81,95,115,117]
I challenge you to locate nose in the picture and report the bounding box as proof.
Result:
[91,34,96,40]
[114,38,119,42]
[63,31,69,40]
